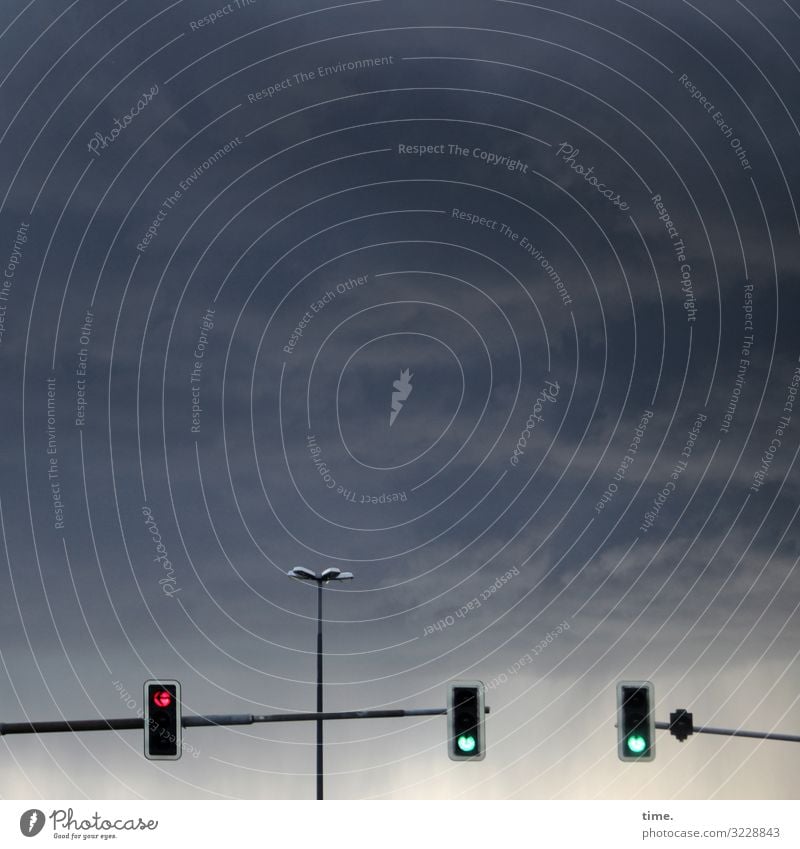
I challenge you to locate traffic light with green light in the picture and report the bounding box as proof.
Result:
[448,681,486,761]
[617,681,655,762]
[144,679,182,760]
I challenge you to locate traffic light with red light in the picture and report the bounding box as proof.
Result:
[617,680,655,761]
[144,680,181,760]
[447,681,486,761]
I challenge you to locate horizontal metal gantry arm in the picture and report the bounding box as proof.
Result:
[0,706,490,736]
[654,720,800,744]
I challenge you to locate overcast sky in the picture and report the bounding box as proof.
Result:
[0,0,798,800]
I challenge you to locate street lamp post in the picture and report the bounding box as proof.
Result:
[287,566,354,800]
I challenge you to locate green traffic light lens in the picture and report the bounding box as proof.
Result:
[626,734,647,754]
[457,734,477,753]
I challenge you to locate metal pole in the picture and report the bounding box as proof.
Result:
[316,579,323,801]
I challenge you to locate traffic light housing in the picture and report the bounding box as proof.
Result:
[447,681,485,761]
[144,680,181,760]
[617,680,655,761]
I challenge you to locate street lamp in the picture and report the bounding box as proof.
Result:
[287,566,354,800]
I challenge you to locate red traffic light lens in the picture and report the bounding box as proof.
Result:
[152,689,172,708]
